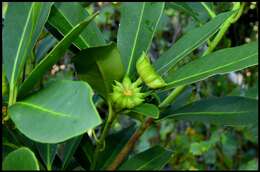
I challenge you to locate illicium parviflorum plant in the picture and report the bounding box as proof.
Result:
[2,2,258,171]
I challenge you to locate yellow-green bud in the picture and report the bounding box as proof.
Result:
[136,52,166,89]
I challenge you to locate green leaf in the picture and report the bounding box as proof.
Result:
[118,145,173,170]
[166,2,200,22]
[186,2,212,23]
[131,103,160,119]
[73,42,124,99]
[61,135,83,169]
[35,34,57,63]
[117,2,165,75]
[47,2,105,49]
[18,12,99,99]
[3,2,53,90]
[10,80,102,143]
[3,147,40,170]
[74,134,94,169]
[96,125,137,169]
[36,143,57,170]
[154,11,234,74]
[164,42,258,89]
[160,96,258,126]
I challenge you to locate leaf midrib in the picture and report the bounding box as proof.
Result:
[53,5,90,48]
[16,102,77,118]
[168,52,257,85]
[10,3,34,87]
[157,18,224,73]
[19,17,90,95]
[126,2,145,75]
[144,3,164,53]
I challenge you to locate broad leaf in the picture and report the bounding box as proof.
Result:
[36,143,57,170]
[73,42,124,99]
[96,124,136,170]
[47,2,105,49]
[154,10,234,74]
[160,96,258,126]
[3,147,40,170]
[35,34,57,63]
[3,2,53,88]
[164,42,258,90]
[117,2,165,75]
[18,12,99,99]
[131,103,160,119]
[10,80,102,143]
[118,145,173,170]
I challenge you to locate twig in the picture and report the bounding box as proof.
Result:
[91,101,115,170]
[106,118,154,170]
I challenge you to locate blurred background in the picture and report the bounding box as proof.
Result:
[2,2,258,170]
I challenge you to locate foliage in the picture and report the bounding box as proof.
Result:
[2,2,258,170]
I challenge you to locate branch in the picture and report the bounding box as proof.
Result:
[106,117,154,170]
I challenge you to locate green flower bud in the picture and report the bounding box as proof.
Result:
[136,52,166,89]
[110,76,145,110]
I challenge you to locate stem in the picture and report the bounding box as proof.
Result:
[8,85,17,107]
[158,85,187,108]
[91,101,115,170]
[201,2,216,18]
[106,117,154,171]
[204,2,244,55]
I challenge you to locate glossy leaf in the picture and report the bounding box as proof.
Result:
[118,145,173,170]
[36,143,57,170]
[73,42,124,99]
[164,42,258,90]
[154,11,234,74]
[117,2,165,75]
[35,34,57,63]
[47,2,105,49]
[160,96,258,126]
[10,80,102,143]
[18,12,99,99]
[3,147,40,170]
[96,124,136,170]
[3,2,53,87]
[131,103,160,119]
